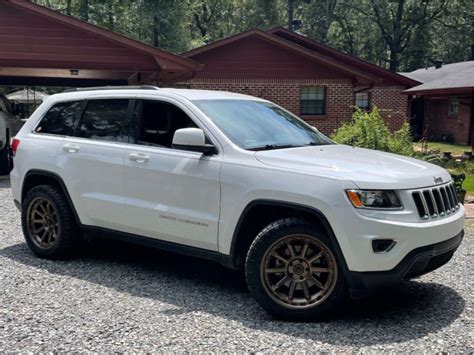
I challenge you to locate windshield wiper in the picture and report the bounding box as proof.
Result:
[248,144,302,151]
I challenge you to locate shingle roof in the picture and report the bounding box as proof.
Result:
[401,61,474,94]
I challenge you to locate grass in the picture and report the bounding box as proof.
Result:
[462,174,474,196]
[413,142,474,195]
[413,142,470,156]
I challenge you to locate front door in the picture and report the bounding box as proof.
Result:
[123,99,221,251]
[410,98,425,139]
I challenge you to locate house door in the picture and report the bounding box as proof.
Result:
[410,98,425,139]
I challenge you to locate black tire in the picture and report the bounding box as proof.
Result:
[245,218,346,321]
[21,185,83,259]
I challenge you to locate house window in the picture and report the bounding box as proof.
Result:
[448,98,459,117]
[355,92,370,110]
[300,86,325,115]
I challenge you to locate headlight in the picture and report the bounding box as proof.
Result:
[346,190,402,209]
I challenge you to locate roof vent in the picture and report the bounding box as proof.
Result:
[434,60,443,69]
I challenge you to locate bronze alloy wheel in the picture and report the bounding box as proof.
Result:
[260,234,338,309]
[27,197,60,249]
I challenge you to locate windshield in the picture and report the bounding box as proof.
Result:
[192,99,333,150]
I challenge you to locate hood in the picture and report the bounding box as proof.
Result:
[255,144,451,190]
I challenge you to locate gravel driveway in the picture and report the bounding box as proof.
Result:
[0,176,472,352]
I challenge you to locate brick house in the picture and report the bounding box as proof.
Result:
[179,27,418,136]
[402,61,473,145]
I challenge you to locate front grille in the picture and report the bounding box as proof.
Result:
[412,183,460,220]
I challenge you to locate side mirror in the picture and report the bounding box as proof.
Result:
[172,128,216,155]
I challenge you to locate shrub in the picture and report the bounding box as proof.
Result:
[331,107,414,156]
[388,122,414,156]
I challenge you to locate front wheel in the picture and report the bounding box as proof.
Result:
[245,218,345,321]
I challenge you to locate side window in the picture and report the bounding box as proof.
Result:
[137,100,197,148]
[300,86,326,115]
[355,92,371,111]
[36,101,84,136]
[448,98,459,118]
[78,99,130,142]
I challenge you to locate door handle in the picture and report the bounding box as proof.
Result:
[63,144,80,153]
[129,153,150,163]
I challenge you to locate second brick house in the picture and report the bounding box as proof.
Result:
[179,27,418,136]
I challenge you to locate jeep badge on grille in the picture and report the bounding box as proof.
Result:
[434,176,443,184]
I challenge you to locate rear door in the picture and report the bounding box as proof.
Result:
[122,98,221,251]
[56,97,133,230]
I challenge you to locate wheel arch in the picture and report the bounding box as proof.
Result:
[22,169,82,225]
[229,200,350,275]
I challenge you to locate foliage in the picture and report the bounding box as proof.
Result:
[331,107,414,156]
[31,0,473,71]
[413,142,469,156]
[413,145,474,195]
[388,122,414,157]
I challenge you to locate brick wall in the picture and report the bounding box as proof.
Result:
[177,78,409,136]
[370,86,409,131]
[426,98,472,144]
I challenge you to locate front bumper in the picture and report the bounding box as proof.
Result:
[329,203,465,272]
[346,230,464,298]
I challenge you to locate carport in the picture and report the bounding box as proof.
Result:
[0,0,200,87]
[0,0,200,174]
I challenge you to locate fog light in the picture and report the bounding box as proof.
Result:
[372,239,396,253]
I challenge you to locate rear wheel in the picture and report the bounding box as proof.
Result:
[245,218,345,321]
[21,185,83,259]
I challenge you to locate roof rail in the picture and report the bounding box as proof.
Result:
[63,85,160,93]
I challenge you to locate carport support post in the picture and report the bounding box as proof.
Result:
[470,89,474,153]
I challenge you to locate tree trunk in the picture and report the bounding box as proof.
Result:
[320,0,337,43]
[107,2,114,30]
[288,0,294,30]
[153,13,159,47]
[388,0,405,71]
[80,0,89,22]
[389,47,399,72]
[66,0,71,15]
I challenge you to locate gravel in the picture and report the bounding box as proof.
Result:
[0,176,472,352]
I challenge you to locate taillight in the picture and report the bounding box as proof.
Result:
[11,138,20,156]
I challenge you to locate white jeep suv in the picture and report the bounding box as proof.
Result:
[10,87,464,320]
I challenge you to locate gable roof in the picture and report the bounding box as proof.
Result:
[268,27,419,87]
[184,28,383,83]
[0,0,200,85]
[401,61,474,95]
[184,27,419,86]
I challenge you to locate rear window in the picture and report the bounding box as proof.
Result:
[78,99,130,142]
[36,101,84,136]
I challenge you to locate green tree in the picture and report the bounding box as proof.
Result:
[300,0,337,43]
[353,0,448,72]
